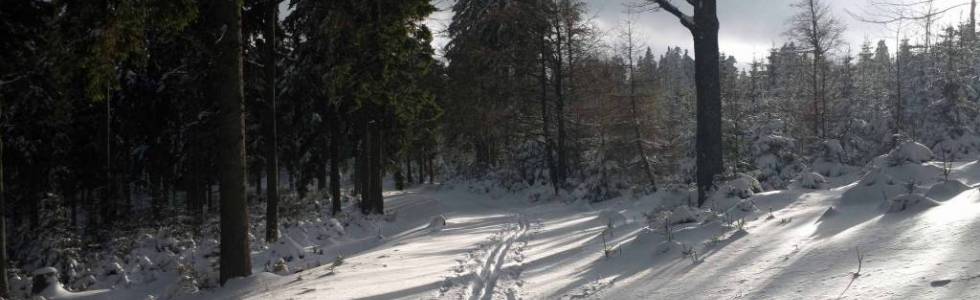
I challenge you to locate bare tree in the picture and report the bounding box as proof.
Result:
[643,0,723,207]
[787,0,846,140]
[619,7,657,190]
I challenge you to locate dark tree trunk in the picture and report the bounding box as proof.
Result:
[691,1,723,207]
[552,21,567,187]
[317,160,327,193]
[254,166,263,198]
[416,153,424,185]
[358,121,371,213]
[649,0,724,207]
[264,1,280,242]
[0,106,7,298]
[329,110,342,216]
[540,33,558,194]
[369,122,384,214]
[404,155,413,186]
[214,0,252,285]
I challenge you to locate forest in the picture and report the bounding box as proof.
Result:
[1,0,979,299]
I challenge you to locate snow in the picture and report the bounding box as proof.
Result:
[885,141,934,166]
[797,172,828,189]
[926,180,971,201]
[36,156,980,300]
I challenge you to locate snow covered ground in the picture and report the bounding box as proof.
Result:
[36,159,980,299]
[165,161,979,300]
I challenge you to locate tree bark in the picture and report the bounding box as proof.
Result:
[552,17,568,186]
[215,0,252,285]
[692,1,723,207]
[0,98,7,298]
[264,1,280,243]
[650,0,724,207]
[969,0,977,41]
[540,32,558,193]
[329,111,342,216]
[370,122,384,214]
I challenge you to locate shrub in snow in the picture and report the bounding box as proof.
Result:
[881,194,940,213]
[272,258,290,275]
[811,139,856,177]
[749,119,807,189]
[669,205,700,225]
[798,172,827,189]
[428,215,447,231]
[721,174,763,199]
[926,180,971,201]
[929,126,980,161]
[885,141,933,166]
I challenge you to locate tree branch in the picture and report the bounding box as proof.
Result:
[649,0,695,30]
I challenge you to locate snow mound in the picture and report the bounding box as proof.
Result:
[798,172,827,189]
[885,141,934,166]
[428,215,447,231]
[926,180,971,201]
[842,168,905,206]
[881,194,940,213]
[269,235,306,261]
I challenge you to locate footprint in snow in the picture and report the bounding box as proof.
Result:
[930,279,952,287]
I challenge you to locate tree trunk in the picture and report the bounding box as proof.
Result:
[214,0,251,285]
[369,122,384,214]
[329,111,342,216]
[404,155,413,186]
[264,1,280,242]
[692,1,723,207]
[0,101,7,298]
[358,121,371,213]
[969,0,977,41]
[553,21,567,187]
[540,33,558,194]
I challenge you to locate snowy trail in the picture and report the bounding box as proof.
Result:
[464,214,530,300]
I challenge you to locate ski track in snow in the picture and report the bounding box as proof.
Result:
[442,214,534,300]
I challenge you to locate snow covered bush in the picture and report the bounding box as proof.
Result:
[749,119,806,189]
[797,172,827,189]
[810,139,857,177]
[932,128,980,162]
[884,141,933,166]
[882,194,940,213]
[718,174,763,199]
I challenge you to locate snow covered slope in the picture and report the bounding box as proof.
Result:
[142,161,979,300]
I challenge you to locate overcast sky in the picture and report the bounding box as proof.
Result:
[424,0,976,68]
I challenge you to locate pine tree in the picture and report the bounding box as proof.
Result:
[214,0,252,285]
